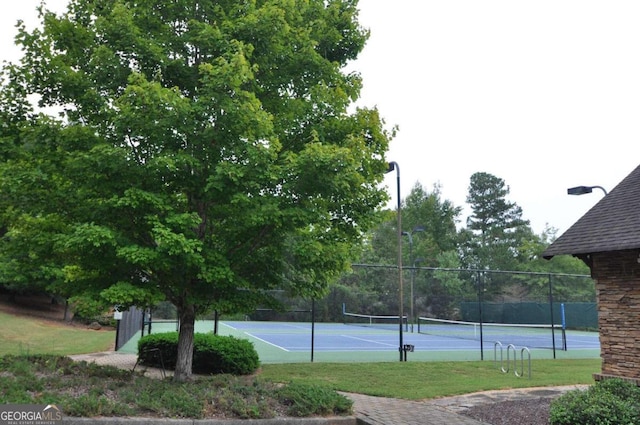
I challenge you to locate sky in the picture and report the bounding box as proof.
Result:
[2,1,640,236]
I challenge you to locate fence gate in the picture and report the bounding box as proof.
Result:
[115,306,146,351]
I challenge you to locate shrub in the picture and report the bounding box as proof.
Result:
[0,354,347,419]
[137,332,260,375]
[137,332,180,369]
[550,378,640,425]
[68,295,113,325]
[192,333,259,375]
[277,382,353,417]
[59,394,131,417]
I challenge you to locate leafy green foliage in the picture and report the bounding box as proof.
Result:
[192,333,260,375]
[550,378,640,425]
[137,332,180,369]
[0,354,132,406]
[138,332,260,375]
[456,171,586,303]
[334,183,465,318]
[277,382,353,417]
[461,172,532,272]
[0,0,391,379]
[67,294,111,324]
[125,379,206,418]
[401,182,461,263]
[57,394,133,418]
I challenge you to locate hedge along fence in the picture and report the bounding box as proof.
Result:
[460,302,598,330]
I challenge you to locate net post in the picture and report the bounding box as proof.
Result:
[548,273,557,359]
[311,298,315,363]
[561,303,567,351]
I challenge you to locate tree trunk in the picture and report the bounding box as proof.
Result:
[173,304,196,381]
[63,299,71,322]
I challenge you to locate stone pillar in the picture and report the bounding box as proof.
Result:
[592,249,640,382]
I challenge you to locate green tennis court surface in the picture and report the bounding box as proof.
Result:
[117,320,600,363]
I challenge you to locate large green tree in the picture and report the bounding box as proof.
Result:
[459,172,531,272]
[336,183,463,319]
[401,182,460,266]
[0,0,391,380]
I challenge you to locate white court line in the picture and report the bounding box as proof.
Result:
[221,322,237,330]
[220,322,308,331]
[341,335,396,347]
[279,323,310,330]
[244,332,290,352]
[218,322,291,351]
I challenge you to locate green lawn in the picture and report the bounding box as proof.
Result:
[0,310,114,356]
[260,359,601,400]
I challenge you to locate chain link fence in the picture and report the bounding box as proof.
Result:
[339,264,595,330]
[137,265,595,352]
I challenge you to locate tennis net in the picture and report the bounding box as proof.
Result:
[417,316,565,350]
[342,305,408,332]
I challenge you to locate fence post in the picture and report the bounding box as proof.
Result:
[477,270,484,360]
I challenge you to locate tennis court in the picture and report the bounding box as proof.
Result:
[118,319,600,363]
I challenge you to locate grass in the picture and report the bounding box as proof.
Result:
[260,359,601,400]
[0,310,114,356]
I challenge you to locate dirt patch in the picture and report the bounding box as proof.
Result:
[0,292,70,322]
[463,397,554,425]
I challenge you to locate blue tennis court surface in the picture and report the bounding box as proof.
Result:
[119,320,600,363]
[221,321,600,363]
[224,321,489,352]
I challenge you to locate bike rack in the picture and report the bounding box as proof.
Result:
[494,341,531,379]
[494,341,506,372]
[506,344,516,374]
[515,347,531,379]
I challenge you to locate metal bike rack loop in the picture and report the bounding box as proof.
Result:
[506,344,517,374]
[494,341,507,372]
[494,342,531,378]
[515,347,531,379]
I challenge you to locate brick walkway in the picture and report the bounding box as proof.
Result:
[344,392,485,425]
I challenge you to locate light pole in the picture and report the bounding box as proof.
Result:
[402,226,424,332]
[567,185,608,196]
[386,161,404,361]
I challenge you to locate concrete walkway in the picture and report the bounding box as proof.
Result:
[69,352,587,425]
